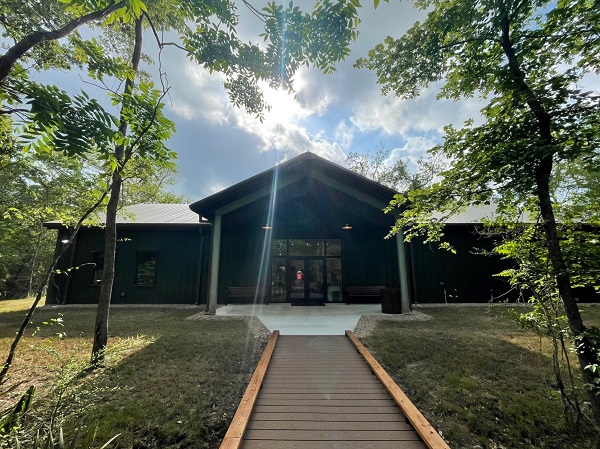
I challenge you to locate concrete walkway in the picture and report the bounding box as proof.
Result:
[216,303,383,335]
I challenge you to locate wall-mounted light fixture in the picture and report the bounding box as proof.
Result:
[342,224,353,230]
[61,238,71,244]
[262,224,272,230]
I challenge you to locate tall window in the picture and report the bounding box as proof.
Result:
[91,251,104,285]
[135,251,157,286]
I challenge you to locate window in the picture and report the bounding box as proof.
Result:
[272,239,288,256]
[326,239,341,256]
[91,251,104,285]
[135,251,157,286]
[289,239,325,256]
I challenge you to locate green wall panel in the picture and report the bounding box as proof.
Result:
[49,228,205,304]
[409,227,514,303]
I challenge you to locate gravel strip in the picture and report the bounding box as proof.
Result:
[353,311,433,339]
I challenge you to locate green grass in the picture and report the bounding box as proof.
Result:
[364,305,600,449]
[3,303,600,448]
[0,306,266,449]
[0,297,39,313]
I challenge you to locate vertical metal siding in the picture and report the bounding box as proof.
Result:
[58,228,203,304]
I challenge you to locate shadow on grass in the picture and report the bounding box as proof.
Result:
[1,307,265,449]
[72,320,264,449]
[365,306,600,449]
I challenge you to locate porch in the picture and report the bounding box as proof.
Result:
[216,303,383,335]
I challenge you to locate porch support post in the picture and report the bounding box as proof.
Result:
[207,208,222,315]
[396,229,411,313]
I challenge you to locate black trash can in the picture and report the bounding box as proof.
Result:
[381,288,402,314]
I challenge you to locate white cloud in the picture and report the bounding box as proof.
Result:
[333,120,355,149]
[209,183,226,194]
[269,125,346,163]
[385,137,437,169]
[167,61,230,125]
[223,80,347,165]
[350,84,485,138]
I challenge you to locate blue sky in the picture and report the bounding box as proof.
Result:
[23,1,600,202]
[21,1,502,200]
[151,0,491,201]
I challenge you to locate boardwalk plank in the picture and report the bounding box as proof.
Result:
[223,334,437,449]
[260,386,386,393]
[241,441,428,449]
[246,420,413,431]
[258,393,391,400]
[253,405,400,414]
[250,412,405,422]
[244,429,423,441]
[255,398,396,407]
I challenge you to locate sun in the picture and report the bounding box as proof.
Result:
[261,84,303,124]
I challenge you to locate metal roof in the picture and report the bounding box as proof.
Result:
[434,204,499,224]
[432,204,532,224]
[44,203,208,229]
[109,203,205,224]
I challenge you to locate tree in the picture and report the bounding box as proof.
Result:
[357,0,600,422]
[89,16,172,364]
[346,143,445,191]
[0,122,183,299]
[0,0,136,85]
[3,0,362,363]
[120,160,187,205]
[0,146,100,298]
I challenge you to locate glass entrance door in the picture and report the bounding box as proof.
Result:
[289,258,325,304]
[271,239,341,303]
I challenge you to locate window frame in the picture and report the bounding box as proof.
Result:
[90,251,105,286]
[134,250,158,287]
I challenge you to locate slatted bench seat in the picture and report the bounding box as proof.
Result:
[345,286,385,304]
[226,287,271,305]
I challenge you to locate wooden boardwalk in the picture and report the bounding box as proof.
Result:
[240,335,429,449]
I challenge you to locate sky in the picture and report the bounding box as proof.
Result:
[25,1,489,201]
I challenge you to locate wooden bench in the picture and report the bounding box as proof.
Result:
[344,286,385,304]
[226,287,271,305]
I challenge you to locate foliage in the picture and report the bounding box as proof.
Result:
[490,214,590,424]
[119,159,187,205]
[0,386,35,436]
[365,305,600,448]
[176,0,360,116]
[0,114,181,299]
[14,427,119,449]
[0,124,104,298]
[358,0,600,422]
[0,307,265,448]
[346,143,445,191]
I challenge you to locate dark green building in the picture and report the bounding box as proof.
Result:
[47,152,522,308]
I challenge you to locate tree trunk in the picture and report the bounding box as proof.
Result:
[536,158,600,422]
[500,17,600,421]
[91,17,143,365]
[27,220,46,297]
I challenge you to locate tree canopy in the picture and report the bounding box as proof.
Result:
[358,0,600,423]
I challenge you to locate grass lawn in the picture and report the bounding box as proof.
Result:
[364,304,600,449]
[0,297,38,313]
[0,303,267,448]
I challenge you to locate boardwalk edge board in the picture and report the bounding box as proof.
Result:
[220,330,280,449]
[345,330,451,449]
